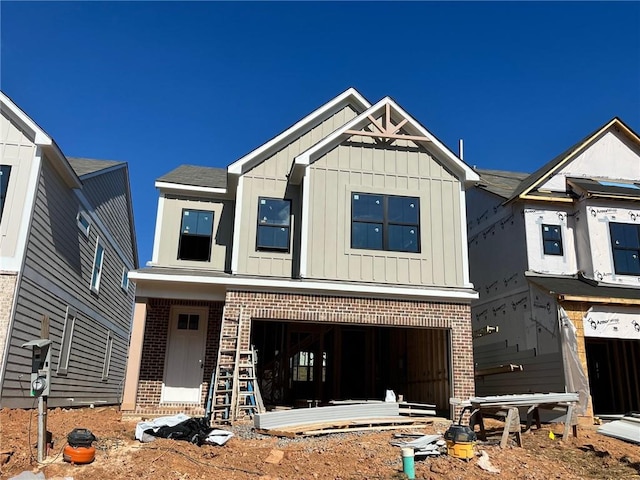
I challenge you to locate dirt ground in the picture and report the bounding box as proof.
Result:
[1,406,639,480]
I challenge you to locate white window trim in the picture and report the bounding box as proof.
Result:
[57,307,76,375]
[121,266,129,292]
[91,239,105,294]
[102,330,113,381]
[76,210,91,237]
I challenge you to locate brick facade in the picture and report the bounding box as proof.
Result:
[133,290,475,418]
[135,298,224,415]
[0,272,18,375]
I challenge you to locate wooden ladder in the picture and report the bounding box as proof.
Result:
[233,347,265,419]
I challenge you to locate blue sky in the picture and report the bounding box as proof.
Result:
[2,1,639,266]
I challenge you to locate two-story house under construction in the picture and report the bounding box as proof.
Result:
[0,92,138,408]
[123,88,480,420]
[467,117,640,421]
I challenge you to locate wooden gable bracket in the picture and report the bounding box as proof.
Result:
[345,103,432,145]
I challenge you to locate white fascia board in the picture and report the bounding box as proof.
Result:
[128,271,479,302]
[1,92,50,145]
[1,92,81,188]
[151,194,165,265]
[228,88,371,175]
[230,175,245,273]
[154,181,227,195]
[299,172,311,277]
[294,98,480,184]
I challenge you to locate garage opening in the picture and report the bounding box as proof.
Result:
[585,338,640,415]
[251,320,451,415]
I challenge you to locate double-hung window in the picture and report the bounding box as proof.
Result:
[178,209,213,261]
[256,197,291,251]
[57,307,76,375]
[610,222,640,275]
[542,224,563,255]
[351,193,420,253]
[90,240,105,293]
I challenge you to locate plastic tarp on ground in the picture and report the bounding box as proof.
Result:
[135,414,234,446]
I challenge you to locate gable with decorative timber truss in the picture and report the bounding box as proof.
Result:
[289,97,479,185]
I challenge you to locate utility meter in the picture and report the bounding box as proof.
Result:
[21,339,52,397]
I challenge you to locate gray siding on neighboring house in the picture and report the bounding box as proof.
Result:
[236,105,359,277]
[1,154,133,407]
[80,167,136,267]
[306,139,465,286]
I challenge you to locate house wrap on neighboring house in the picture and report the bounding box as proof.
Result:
[123,88,480,420]
[0,92,138,408]
[467,117,640,420]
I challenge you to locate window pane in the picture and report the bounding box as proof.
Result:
[181,210,199,234]
[177,314,188,330]
[195,212,213,236]
[388,225,419,252]
[258,198,290,226]
[0,165,11,221]
[613,250,640,275]
[611,223,640,248]
[188,314,199,330]
[257,225,289,250]
[388,196,419,224]
[352,222,383,250]
[544,240,563,255]
[352,194,383,222]
[542,225,561,241]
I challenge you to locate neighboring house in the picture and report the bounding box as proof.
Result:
[0,92,138,408]
[123,88,480,420]
[467,117,640,420]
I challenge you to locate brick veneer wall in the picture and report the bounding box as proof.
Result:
[0,273,18,377]
[135,291,475,417]
[224,290,475,409]
[136,298,223,410]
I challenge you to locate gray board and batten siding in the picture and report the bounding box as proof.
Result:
[1,154,134,408]
[307,136,466,287]
[236,104,359,278]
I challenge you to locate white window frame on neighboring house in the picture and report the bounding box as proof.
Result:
[91,239,105,293]
[102,330,113,381]
[121,266,129,292]
[76,210,91,237]
[57,307,76,375]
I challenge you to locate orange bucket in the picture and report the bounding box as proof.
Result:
[63,445,96,464]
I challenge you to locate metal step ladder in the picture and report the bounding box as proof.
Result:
[234,347,265,419]
[205,308,265,424]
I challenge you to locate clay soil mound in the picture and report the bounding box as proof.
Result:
[1,407,639,479]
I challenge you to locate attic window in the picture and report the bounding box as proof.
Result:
[178,209,213,262]
[542,224,563,256]
[77,211,91,237]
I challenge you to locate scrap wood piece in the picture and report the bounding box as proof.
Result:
[264,449,284,464]
[255,417,433,437]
